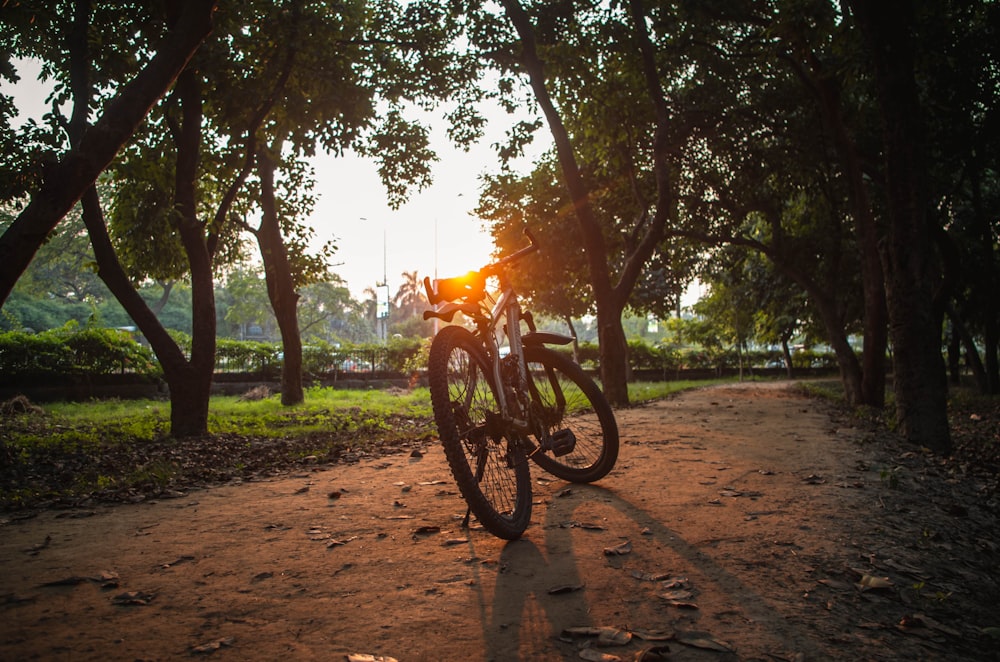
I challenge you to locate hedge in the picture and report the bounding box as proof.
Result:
[0,324,160,381]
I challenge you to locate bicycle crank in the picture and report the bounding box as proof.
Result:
[550,428,577,456]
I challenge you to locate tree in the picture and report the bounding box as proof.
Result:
[846,0,951,452]
[471,0,686,405]
[298,278,374,344]
[393,271,424,320]
[0,0,217,305]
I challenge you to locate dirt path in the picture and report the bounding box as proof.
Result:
[1,382,997,661]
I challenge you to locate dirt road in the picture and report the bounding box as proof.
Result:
[1,382,996,661]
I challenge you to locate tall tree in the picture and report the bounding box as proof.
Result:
[847,0,950,452]
[0,0,217,305]
[474,0,681,405]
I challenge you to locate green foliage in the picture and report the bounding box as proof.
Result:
[0,322,159,380]
[216,338,280,376]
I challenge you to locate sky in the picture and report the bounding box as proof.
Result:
[306,124,533,301]
[6,58,539,302]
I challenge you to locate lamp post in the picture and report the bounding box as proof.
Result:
[378,226,389,344]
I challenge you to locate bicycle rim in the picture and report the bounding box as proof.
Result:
[524,346,619,483]
[428,326,531,539]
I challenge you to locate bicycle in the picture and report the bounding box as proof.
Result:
[422,229,619,539]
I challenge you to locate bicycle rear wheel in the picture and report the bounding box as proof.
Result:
[428,326,531,540]
[524,346,619,483]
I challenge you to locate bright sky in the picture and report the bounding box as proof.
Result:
[308,122,533,301]
[7,58,542,302]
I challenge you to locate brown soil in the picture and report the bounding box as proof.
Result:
[1,381,998,661]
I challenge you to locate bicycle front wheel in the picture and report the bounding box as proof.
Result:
[524,346,619,483]
[428,326,531,540]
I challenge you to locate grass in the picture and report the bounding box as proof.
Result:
[627,378,732,404]
[30,380,721,444]
[39,385,435,441]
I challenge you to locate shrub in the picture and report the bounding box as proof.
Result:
[0,323,160,380]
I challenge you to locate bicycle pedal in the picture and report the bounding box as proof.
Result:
[551,428,577,456]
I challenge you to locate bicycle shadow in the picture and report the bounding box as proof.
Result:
[479,481,827,661]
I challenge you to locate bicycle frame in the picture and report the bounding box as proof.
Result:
[423,229,551,436]
[483,270,530,432]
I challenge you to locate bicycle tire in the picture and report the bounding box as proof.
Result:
[523,346,619,483]
[428,326,532,540]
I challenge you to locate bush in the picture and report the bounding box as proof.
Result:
[0,323,160,380]
[216,338,280,376]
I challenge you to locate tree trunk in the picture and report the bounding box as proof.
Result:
[563,315,580,364]
[788,39,888,407]
[501,0,632,406]
[169,66,216,438]
[947,304,987,392]
[781,337,794,379]
[595,300,630,404]
[0,0,216,305]
[849,0,951,453]
[256,148,304,406]
[809,289,865,405]
[57,1,215,439]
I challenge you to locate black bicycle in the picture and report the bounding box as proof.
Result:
[423,229,619,539]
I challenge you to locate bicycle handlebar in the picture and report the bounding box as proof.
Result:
[482,228,539,277]
[423,228,540,307]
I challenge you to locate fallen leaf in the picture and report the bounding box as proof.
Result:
[634,643,671,660]
[598,628,632,646]
[578,650,622,662]
[548,583,585,595]
[659,577,689,590]
[190,637,235,654]
[24,535,52,555]
[263,523,290,531]
[112,590,155,606]
[346,654,399,662]
[562,626,631,646]
[659,589,694,601]
[852,569,894,591]
[160,555,195,569]
[676,634,733,651]
[603,541,632,556]
[414,525,441,535]
[579,522,607,530]
[630,628,674,642]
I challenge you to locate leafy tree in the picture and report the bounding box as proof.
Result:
[845,0,952,451]
[298,279,375,344]
[0,0,217,304]
[393,270,428,322]
[470,0,693,405]
[220,267,275,339]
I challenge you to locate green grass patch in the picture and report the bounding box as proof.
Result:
[627,378,732,404]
